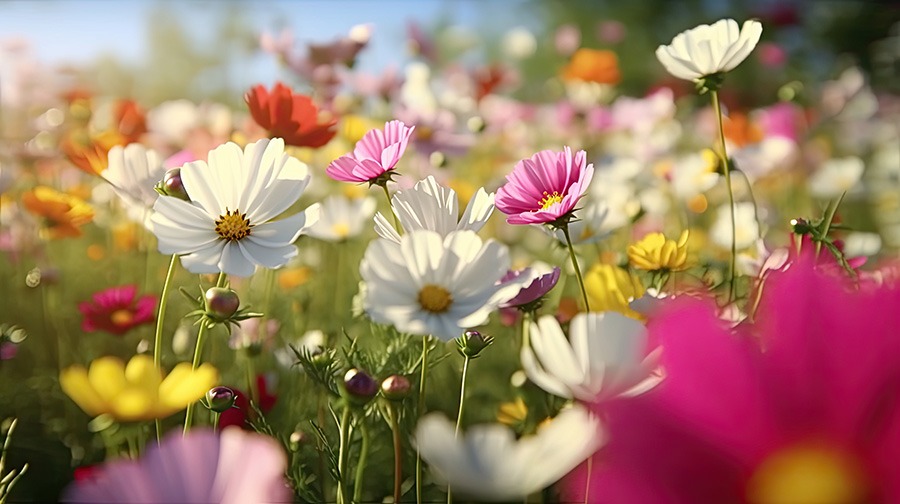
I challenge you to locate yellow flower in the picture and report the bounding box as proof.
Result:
[278,266,312,291]
[340,115,379,144]
[497,397,528,427]
[60,355,218,422]
[584,263,645,320]
[21,186,94,239]
[628,230,691,272]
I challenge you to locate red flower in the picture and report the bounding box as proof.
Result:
[245,82,337,148]
[219,375,278,430]
[78,285,156,336]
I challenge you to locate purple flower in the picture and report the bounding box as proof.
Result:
[495,147,594,226]
[501,267,561,309]
[326,120,415,184]
[64,427,291,503]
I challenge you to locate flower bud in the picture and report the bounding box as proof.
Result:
[380,374,411,401]
[204,386,237,413]
[205,287,240,320]
[289,431,306,451]
[457,330,494,358]
[343,368,378,404]
[159,168,190,201]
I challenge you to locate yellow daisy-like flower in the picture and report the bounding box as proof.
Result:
[497,397,528,428]
[21,186,94,239]
[60,355,218,422]
[628,230,692,272]
[584,263,645,320]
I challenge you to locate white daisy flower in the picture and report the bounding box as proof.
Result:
[102,143,167,227]
[360,229,532,341]
[522,312,662,403]
[809,156,865,198]
[150,138,320,277]
[656,19,763,81]
[306,195,377,242]
[416,405,603,501]
[711,202,759,250]
[373,175,495,243]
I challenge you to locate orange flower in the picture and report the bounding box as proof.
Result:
[723,112,763,148]
[245,82,338,148]
[61,129,124,175]
[562,48,621,85]
[112,99,148,144]
[22,186,94,239]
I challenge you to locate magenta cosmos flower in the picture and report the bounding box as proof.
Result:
[500,266,561,310]
[495,147,594,226]
[78,285,156,336]
[569,255,900,503]
[326,120,415,184]
[63,427,291,503]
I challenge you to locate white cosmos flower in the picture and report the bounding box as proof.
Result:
[373,175,495,243]
[306,195,376,242]
[150,138,320,277]
[522,312,662,402]
[670,150,720,200]
[416,405,603,501]
[809,156,865,198]
[656,19,763,81]
[102,143,167,226]
[360,229,533,341]
[549,200,610,245]
[711,202,759,251]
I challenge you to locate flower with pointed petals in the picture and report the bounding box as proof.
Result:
[655,19,763,83]
[306,195,377,242]
[150,138,320,277]
[78,285,156,336]
[63,428,290,503]
[495,147,594,227]
[501,266,561,310]
[416,405,603,501]
[245,82,337,148]
[628,230,692,272]
[578,255,900,504]
[360,229,533,341]
[373,175,495,243]
[102,143,167,225]
[326,120,415,185]
[522,312,661,403]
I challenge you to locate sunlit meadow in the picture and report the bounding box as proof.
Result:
[1,1,899,503]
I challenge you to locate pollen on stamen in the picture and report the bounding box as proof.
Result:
[538,190,563,210]
[215,209,253,241]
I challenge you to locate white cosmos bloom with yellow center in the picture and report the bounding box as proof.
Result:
[656,18,762,81]
[360,229,533,341]
[306,195,377,242]
[151,138,320,277]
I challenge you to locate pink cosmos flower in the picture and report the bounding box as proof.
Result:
[495,147,594,226]
[326,120,415,184]
[78,285,156,336]
[63,427,291,503]
[500,267,561,310]
[570,255,900,503]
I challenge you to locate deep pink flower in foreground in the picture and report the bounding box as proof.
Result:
[78,285,156,335]
[569,257,900,503]
[326,120,415,184]
[63,427,291,503]
[495,147,594,226]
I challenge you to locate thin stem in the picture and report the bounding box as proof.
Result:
[380,182,402,233]
[353,419,370,503]
[337,405,352,504]
[711,89,738,303]
[562,224,591,312]
[416,337,430,504]
[389,403,403,504]
[153,254,178,444]
[448,354,472,504]
[584,456,593,504]
[212,412,220,433]
[183,273,228,435]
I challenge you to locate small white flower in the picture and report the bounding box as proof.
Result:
[416,405,603,501]
[670,150,720,200]
[360,229,532,341]
[102,144,167,226]
[151,138,320,277]
[711,202,759,250]
[522,312,662,402]
[373,176,495,243]
[502,27,537,60]
[656,19,763,81]
[809,156,865,198]
[306,195,376,242]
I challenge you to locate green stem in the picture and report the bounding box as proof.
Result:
[448,354,472,504]
[416,337,430,504]
[153,254,178,444]
[816,191,846,259]
[353,419,370,503]
[380,182,402,233]
[389,403,403,504]
[337,406,352,504]
[711,89,738,304]
[183,272,227,435]
[562,224,591,312]
[212,412,220,433]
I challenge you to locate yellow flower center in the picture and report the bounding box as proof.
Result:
[746,444,869,504]
[539,191,563,210]
[332,222,351,239]
[417,284,453,313]
[110,309,134,326]
[215,209,252,241]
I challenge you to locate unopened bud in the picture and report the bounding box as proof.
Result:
[204,386,237,413]
[380,374,411,401]
[457,330,494,358]
[205,287,240,320]
[343,368,378,404]
[159,168,189,201]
